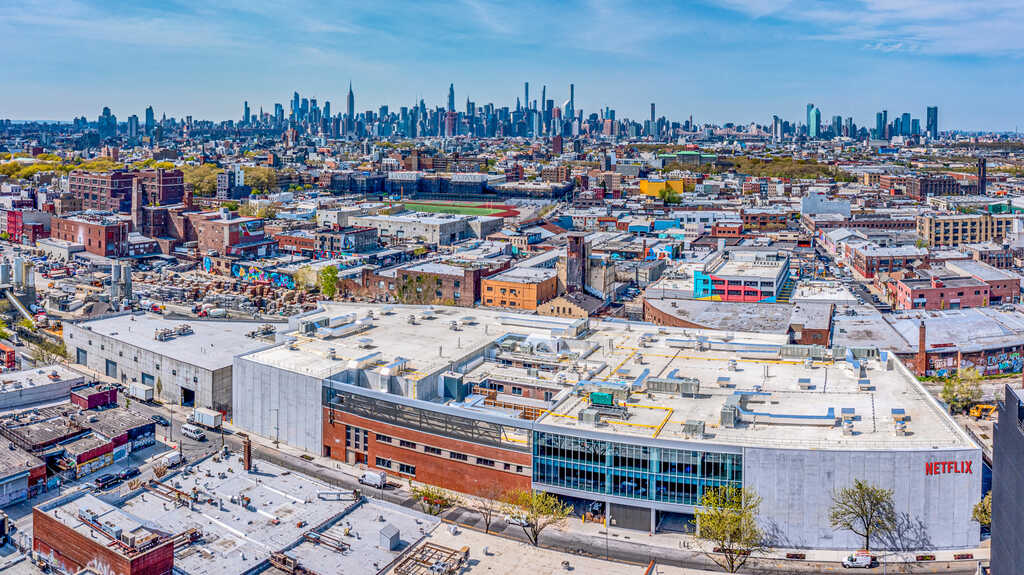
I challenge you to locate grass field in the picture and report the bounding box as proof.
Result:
[395,200,515,217]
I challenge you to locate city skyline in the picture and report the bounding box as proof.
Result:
[1,1,1022,130]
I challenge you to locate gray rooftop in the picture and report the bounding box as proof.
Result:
[71,313,280,371]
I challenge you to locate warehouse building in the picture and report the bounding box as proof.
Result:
[232,303,981,550]
[63,313,279,414]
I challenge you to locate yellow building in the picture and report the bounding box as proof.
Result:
[916,213,1016,247]
[639,179,686,197]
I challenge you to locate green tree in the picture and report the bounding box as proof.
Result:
[17,318,35,331]
[318,266,339,299]
[829,479,896,551]
[501,489,571,546]
[657,185,680,204]
[972,492,991,527]
[411,485,459,515]
[180,164,223,197]
[694,485,766,573]
[940,367,983,414]
[243,166,277,191]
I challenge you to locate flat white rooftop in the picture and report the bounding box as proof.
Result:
[71,313,280,371]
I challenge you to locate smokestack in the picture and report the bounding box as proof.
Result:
[243,435,252,471]
[916,320,927,376]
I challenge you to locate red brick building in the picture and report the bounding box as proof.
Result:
[893,276,990,310]
[322,407,531,495]
[70,168,184,213]
[52,213,131,257]
[34,498,174,575]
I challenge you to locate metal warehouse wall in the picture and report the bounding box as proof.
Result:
[743,446,981,550]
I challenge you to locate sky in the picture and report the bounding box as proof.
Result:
[1,0,1022,131]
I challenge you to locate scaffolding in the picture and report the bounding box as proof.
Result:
[392,542,469,575]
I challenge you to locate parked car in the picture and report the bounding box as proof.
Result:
[119,466,140,480]
[94,474,121,489]
[504,514,530,527]
[151,414,170,427]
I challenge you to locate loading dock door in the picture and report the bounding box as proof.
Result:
[105,359,117,379]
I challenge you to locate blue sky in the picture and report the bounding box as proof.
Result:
[1,0,1021,131]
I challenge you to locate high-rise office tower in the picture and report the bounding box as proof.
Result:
[831,115,842,138]
[274,103,284,125]
[651,103,656,125]
[447,83,455,112]
[900,112,911,136]
[566,84,575,122]
[242,101,250,126]
[524,82,529,111]
[144,106,155,136]
[805,104,820,139]
[926,106,939,139]
[292,91,300,122]
[127,115,139,139]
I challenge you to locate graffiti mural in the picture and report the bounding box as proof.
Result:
[230,263,296,289]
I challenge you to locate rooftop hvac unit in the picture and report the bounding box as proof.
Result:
[578,408,601,426]
[683,420,705,438]
[720,405,739,428]
[327,348,336,360]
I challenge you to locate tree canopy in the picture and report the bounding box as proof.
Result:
[829,479,896,551]
[694,485,766,573]
[318,266,339,299]
[501,489,571,546]
[940,367,983,414]
[179,163,222,196]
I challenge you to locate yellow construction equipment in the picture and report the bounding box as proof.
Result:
[969,404,996,420]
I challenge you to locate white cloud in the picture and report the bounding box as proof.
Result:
[710,0,1024,56]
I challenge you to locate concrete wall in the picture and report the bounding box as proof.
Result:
[63,322,222,412]
[0,378,81,411]
[232,355,323,453]
[743,446,981,550]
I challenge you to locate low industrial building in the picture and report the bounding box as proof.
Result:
[232,303,981,550]
[63,313,279,414]
[33,455,437,575]
[0,365,85,411]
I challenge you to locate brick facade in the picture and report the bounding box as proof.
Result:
[322,407,530,496]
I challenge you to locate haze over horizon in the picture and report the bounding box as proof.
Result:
[2,0,1022,131]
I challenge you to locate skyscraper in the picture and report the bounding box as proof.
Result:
[127,115,139,139]
[292,91,300,122]
[805,103,821,139]
[900,112,911,137]
[144,106,155,136]
[524,82,529,111]
[346,83,355,134]
[242,101,250,126]
[447,83,455,113]
[926,106,939,139]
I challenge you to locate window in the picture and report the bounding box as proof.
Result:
[476,457,495,467]
[399,440,417,449]
[504,463,512,471]
[375,457,392,469]
[398,463,416,476]
[376,434,392,444]
[511,386,522,395]
[424,446,442,455]
[450,452,468,461]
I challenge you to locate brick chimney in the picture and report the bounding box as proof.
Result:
[916,320,928,376]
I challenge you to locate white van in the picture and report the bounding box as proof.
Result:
[359,470,387,489]
[181,424,206,441]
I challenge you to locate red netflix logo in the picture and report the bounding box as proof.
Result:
[925,461,973,476]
